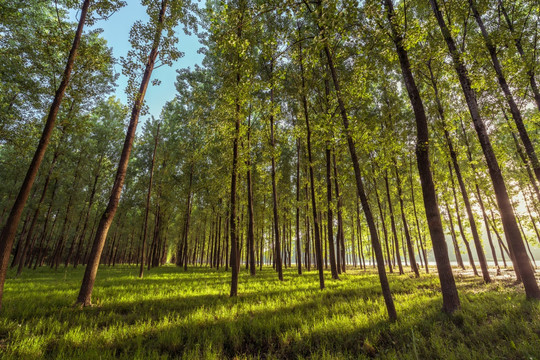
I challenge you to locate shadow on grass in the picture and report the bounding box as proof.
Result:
[3,266,540,359]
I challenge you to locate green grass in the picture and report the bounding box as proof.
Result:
[1,265,539,359]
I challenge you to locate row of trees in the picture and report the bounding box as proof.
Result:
[1,0,539,321]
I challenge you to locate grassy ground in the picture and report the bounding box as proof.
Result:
[1,265,539,359]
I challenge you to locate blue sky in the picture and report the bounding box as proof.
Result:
[71,1,204,124]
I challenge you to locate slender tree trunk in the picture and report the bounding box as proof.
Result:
[246,112,256,276]
[449,162,478,276]
[476,186,498,268]
[384,173,403,274]
[470,0,540,184]
[139,122,160,278]
[409,161,429,273]
[499,0,540,110]
[444,201,465,270]
[295,134,302,275]
[489,208,509,268]
[16,153,59,276]
[386,0,460,312]
[76,0,168,306]
[319,11,396,319]
[374,178,393,272]
[229,8,243,293]
[299,35,324,289]
[269,60,283,282]
[428,63,490,282]
[431,0,540,299]
[325,145,339,279]
[0,0,90,308]
[356,197,365,270]
[32,179,59,269]
[333,151,346,273]
[394,163,419,277]
[73,169,101,269]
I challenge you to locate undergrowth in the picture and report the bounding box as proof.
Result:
[1,265,539,359]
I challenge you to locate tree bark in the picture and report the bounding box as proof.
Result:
[0,0,91,309]
[394,162,419,277]
[384,172,403,274]
[299,34,324,289]
[139,122,160,278]
[431,0,540,298]
[76,0,168,306]
[470,0,540,184]
[320,20,396,321]
[386,0,460,313]
[428,62,490,282]
[246,112,256,276]
[325,145,339,279]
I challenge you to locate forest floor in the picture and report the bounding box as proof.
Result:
[1,265,539,359]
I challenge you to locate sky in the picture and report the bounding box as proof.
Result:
[70,1,204,125]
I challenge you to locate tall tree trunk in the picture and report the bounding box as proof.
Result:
[76,0,168,306]
[299,34,324,289]
[51,156,83,269]
[269,60,283,282]
[356,197,365,270]
[476,186,498,268]
[32,179,59,269]
[318,5,396,319]
[139,122,160,278]
[73,168,101,269]
[384,173,403,274]
[470,0,540,184]
[374,178,393,272]
[394,162,419,277]
[325,145,339,279]
[0,0,90,308]
[431,0,540,299]
[246,112,256,276]
[499,0,540,110]
[409,161,429,273]
[449,162,478,276]
[444,201,466,270]
[386,0,460,313]
[16,152,59,276]
[333,150,346,273]
[295,134,302,275]
[428,62,490,282]
[229,6,243,293]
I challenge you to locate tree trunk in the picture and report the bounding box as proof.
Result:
[76,0,168,306]
[470,0,540,184]
[384,173,403,274]
[428,62,490,282]
[299,34,324,289]
[0,0,90,308]
[374,178,393,272]
[386,0,460,313]
[409,161,429,273]
[139,122,159,278]
[333,150,346,273]
[319,9,396,319]
[394,162,419,277]
[449,162,478,276]
[431,0,540,298]
[444,201,465,270]
[325,145,339,279]
[295,134,302,275]
[246,112,256,276]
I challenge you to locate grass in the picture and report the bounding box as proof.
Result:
[1,265,539,359]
